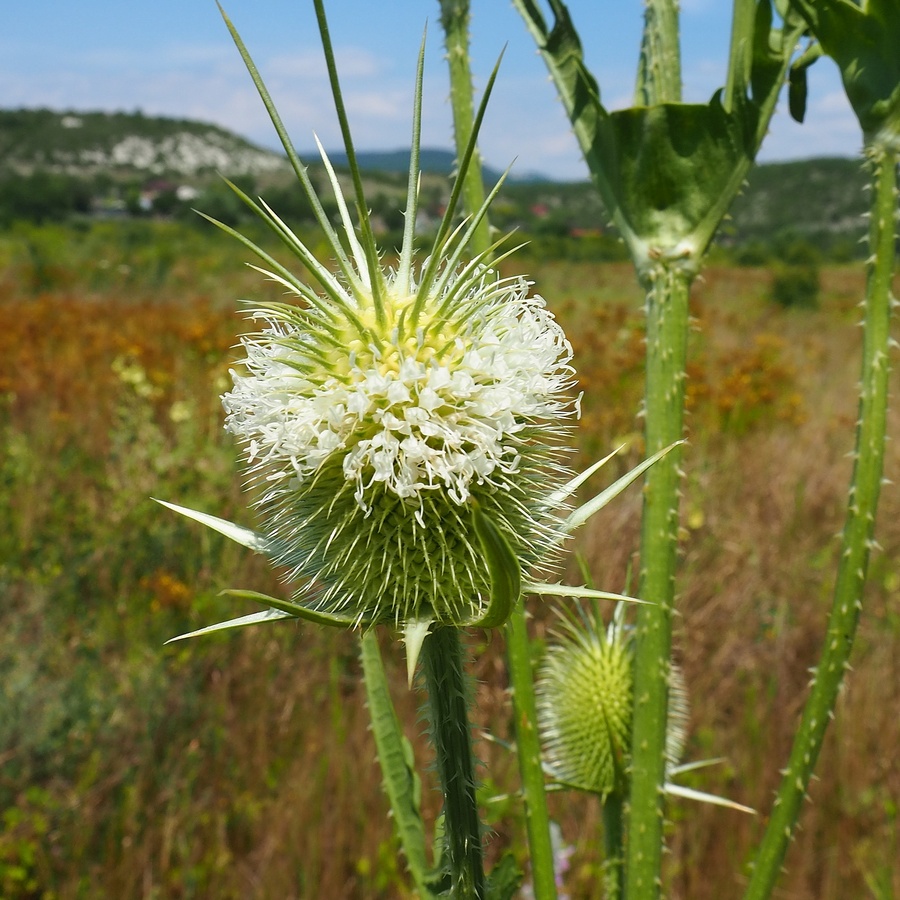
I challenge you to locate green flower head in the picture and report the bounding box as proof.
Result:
[537,603,688,798]
[213,13,578,629]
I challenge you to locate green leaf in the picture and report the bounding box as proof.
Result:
[525,582,650,604]
[153,499,269,553]
[485,851,525,900]
[164,587,365,643]
[402,617,434,687]
[548,444,622,509]
[221,589,361,628]
[165,607,295,643]
[564,441,682,533]
[360,631,438,899]
[663,781,756,815]
[600,99,758,258]
[788,61,808,123]
[512,0,804,265]
[467,505,521,629]
[786,37,825,126]
[790,0,900,140]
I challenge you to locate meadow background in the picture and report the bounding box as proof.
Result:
[1,190,898,898]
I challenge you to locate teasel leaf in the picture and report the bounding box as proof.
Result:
[466,504,521,629]
[154,498,270,553]
[564,441,683,533]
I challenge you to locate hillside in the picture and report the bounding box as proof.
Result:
[0,107,870,253]
[726,156,868,245]
[0,108,288,177]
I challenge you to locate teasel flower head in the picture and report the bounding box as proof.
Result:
[536,602,689,799]
[197,12,578,636]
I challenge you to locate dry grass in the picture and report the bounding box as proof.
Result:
[1,226,898,898]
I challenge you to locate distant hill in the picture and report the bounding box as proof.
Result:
[321,148,543,184]
[0,108,289,177]
[0,108,534,184]
[726,157,868,245]
[0,107,870,251]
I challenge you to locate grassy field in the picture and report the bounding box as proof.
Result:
[0,221,898,899]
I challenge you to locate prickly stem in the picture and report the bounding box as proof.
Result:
[421,626,485,899]
[626,263,692,900]
[744,144,898,899]
[602,790,626,900]
[634,0,682,105]
[360,631,436,898]
[506,600,559,900]
[436,4,557,894]
[438,0,491,256]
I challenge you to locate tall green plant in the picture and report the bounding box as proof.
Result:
[744,1,899,895]
[436,3,558,896]
[158,3,669,898]
[151,2,899,897]
[510,2,806,895]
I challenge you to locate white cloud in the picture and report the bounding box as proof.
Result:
[266,46,383,80]
[0,21,864,183]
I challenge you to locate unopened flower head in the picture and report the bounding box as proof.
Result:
[537,603,688,798]
[216,40,577,628]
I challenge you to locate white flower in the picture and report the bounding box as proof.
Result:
[224,273,573,518]
[192,32,578,627]
[222,249,577,624]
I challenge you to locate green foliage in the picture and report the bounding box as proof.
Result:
[0,172,92,225]
[0,788,57,899]
[770,262,820,308]
[789,0,900,141]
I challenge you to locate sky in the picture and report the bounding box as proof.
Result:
[1,0,863,181]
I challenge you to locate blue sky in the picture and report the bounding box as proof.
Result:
[2,0,862,180]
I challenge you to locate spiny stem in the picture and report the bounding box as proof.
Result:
[506,600,558,900]
[438,0,491,258]
[421,626,485,899]
[635,0,682,106]
[360,631,436,899]
[436,7,559,891]
[625,263,692,900]
[743,144,898,900]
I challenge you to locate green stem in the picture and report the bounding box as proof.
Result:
[360,631,437,899]
[435,7,556,892]
[506,600,558,900]
[602,791,626,900]
[723,0,756,114]
[635,0,682,105]
[438,0,491,256]
[743,145,898,900]
[421,626,485,899]
[625,263,692,900]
